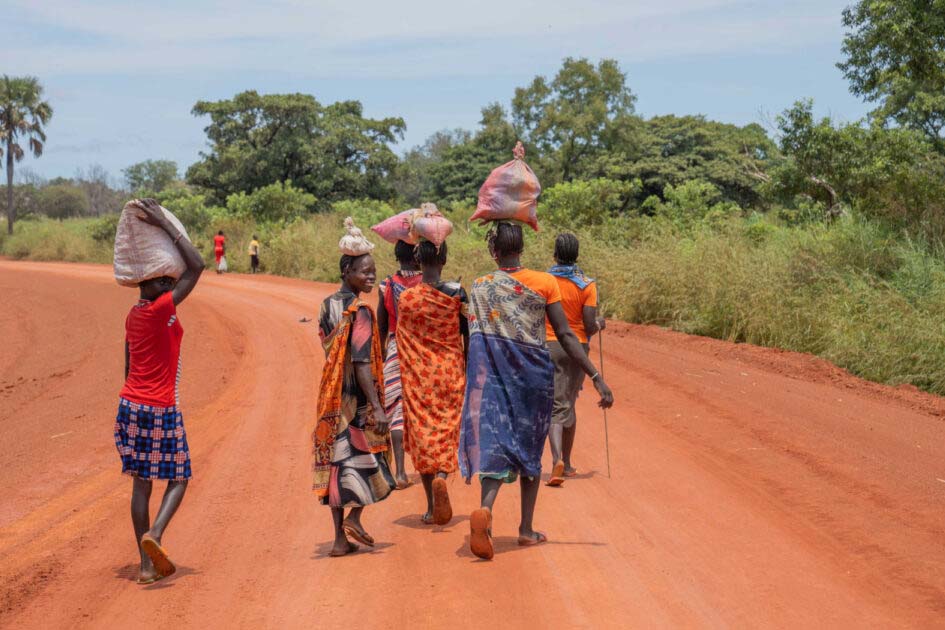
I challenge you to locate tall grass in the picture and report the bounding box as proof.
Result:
[3,207,944,396]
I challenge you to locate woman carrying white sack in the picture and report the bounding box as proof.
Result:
[112,198,205,584]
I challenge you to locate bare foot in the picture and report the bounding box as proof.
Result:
[395,474,411,489]
[421,511,434,525]
[329,537,357,557]
[564,466,577,477]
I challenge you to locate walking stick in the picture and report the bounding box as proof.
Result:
[598,326,611,479]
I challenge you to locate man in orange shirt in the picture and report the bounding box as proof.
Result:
[545,233,605,486]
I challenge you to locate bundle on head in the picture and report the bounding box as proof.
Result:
[486,221,525,257]
[554,233,579,264]
[371,209,418,245]
[470,141,541,231]
[409,202,453,248]
[113,200,190,287]
[338,216,375,256]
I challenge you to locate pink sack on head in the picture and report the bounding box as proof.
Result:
[371,209,419,245]
[470,141,541,231]
[410,203,453,247]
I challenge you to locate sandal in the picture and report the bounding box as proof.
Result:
[140,533,176,578]
[517,531,548,547]
[546,461,565,487]
[421,513,435,525]
[431,477,453,525]
[469,508,494,560]
[342,522,375,547]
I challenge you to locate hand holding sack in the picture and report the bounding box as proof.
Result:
[339,216,375,256]
[113,200,190,287]
[470,141,541,231]
[371,209,419,245]
[409,203,453,247]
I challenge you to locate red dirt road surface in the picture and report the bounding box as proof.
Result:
[1,260,943,629]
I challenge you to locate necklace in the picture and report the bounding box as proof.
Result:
[499,265,523,272]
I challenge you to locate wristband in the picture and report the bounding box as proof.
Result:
[172,232,183,244]
[591,372,600,382]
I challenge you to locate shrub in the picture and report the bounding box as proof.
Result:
[539,178,639,226]
[225,181,317,223]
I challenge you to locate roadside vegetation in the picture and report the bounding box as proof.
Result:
[3,1,945,395]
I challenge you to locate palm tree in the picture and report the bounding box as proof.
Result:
[1,76,53,234]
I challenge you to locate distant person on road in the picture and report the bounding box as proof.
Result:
[248,235,260,274]
[115,198,205,584]
[213,230,226,274]
[459,222,614,560]
[313,218,395,557]
[545,233,604,487]
[377,239,422,490]
[396,239,468,526]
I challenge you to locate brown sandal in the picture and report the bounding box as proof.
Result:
[517,531,548,546]
[469,508,494,560]
[432,477,453,525]
[140,533,176,578]
[342,522,375,547]
[546,461,565,487]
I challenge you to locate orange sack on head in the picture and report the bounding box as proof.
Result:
[470,141,541,231]
[410,203,453,247]
[371,209,419,245]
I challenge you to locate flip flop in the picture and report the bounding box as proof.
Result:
[342,522,375,547]
[431,477,453,525]
[517,531,548,547]
[469,508,494,560]
[395,479,413,490]
[546,461,565,487]
[136,574,161,585]
[140,534,176,578]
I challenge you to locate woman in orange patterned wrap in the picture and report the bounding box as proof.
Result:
[396,240,469,526]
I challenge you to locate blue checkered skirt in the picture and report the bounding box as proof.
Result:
[114,397,192,481]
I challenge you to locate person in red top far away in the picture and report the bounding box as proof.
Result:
[213,230,226,274]
[115,198,204,584]
[544,233,605,487]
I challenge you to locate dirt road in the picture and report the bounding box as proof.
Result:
[0,260,942,629]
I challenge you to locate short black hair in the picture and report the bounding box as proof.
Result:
[218,230,224,235]
[339,253,368,277]
[252,234,258,239]
[416,240,447,266]
[554,233,579,264]
[394,239,417,264]
[486,222,524,257]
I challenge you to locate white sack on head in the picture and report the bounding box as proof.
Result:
[338,216,375,256]
[113,200,190,287]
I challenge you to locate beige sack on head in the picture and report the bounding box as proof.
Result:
[113,200,190,287]
[339,216,375,256]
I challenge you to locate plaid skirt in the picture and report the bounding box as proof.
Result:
[114,397,192,481]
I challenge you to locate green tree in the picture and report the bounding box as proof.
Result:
[628,116,775,207]
[838,1,945,152]
[425,103,518,202]
[512,57,637,183]
[0,76,53,234]
[38,183,90,219]
[123,159,179,193]
[186,91,405,206]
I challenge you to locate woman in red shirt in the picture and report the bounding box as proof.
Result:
[115,198,205,584]
[213,230,226,274]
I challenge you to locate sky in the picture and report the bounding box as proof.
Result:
[5,0,870,185]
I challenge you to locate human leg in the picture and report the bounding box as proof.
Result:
[518,475,545,544]
[131,477,155,581]
[391,429,409,488]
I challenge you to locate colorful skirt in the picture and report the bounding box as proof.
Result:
[324,406,396,507]
[114,397,192,481]
[382,337,405,432]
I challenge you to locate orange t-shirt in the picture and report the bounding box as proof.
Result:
[509,269,562,306]
[545,277,597,343]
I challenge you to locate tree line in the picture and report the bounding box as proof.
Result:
[3,1,944,243]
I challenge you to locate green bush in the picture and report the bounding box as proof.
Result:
[225,181,317,223]
[539,178,639,226]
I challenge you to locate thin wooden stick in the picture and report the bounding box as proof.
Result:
[598,327,611,479]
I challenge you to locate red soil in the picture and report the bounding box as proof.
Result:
[0,261,942,628]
